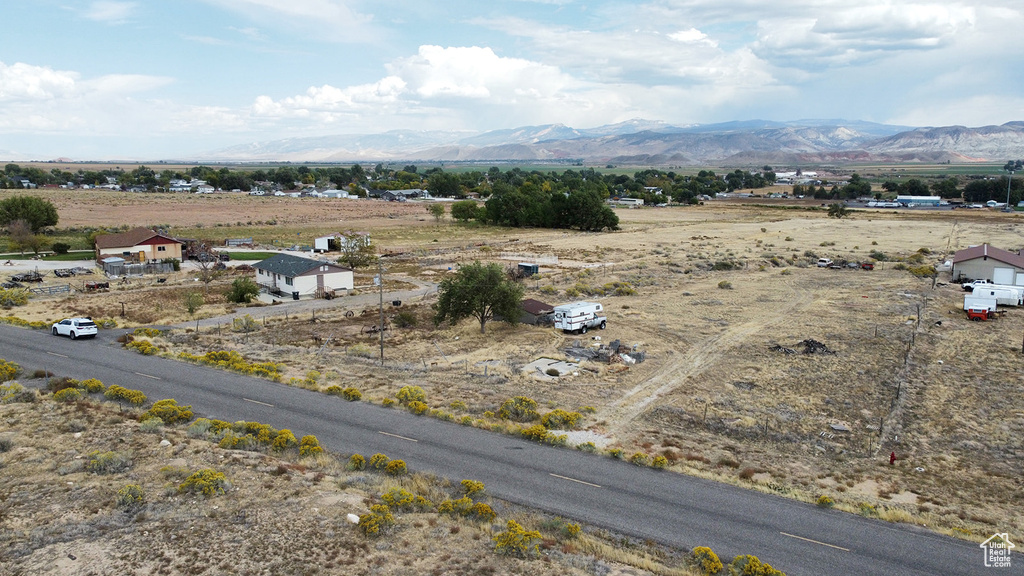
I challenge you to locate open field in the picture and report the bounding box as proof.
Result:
[3,188,1024,545]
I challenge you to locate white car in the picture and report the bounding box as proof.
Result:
[816,258,833,267]
[51,318,98,339]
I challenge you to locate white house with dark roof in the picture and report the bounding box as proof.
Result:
[951,243,1024,285]
[253,253,353,299]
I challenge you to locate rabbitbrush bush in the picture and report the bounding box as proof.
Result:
[0,359,19,382]
[104,385,146,406]
[407,400,428,415]
[384,459,407,476]
[359,504,395,537]
[53,387,82,403]
[347,453,366,471]
[396,385,426,404]
[299,435,323,456]
[369,453,390,470]
[178,468,228,496]
[727,554,784,576]
[493,519,542,558]
[341,387,361,401]
[116,484,145,512]
[461,479,485,498]
[142,399,193,425]
[80,378,105,393]
[271,429,297,452]
[691,546,722,575]
[498,396,539,422]
[87,450,132,474]
[541,409,582,430]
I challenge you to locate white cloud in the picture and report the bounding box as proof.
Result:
[200,0,377,42]
[82,1,137,24]
[0,62,79,101]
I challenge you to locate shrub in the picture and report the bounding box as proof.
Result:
[133,327,162,338]
[0,359,19,382]
[381,398,396,408]
[541,409,582,430]
[450,400,468,411]
[462,479,486,498]
[0,288,30,307]
[299,435,323,456]
[717,280,733,290]
[727,554,784,576]
[460,415,473,426]
[470,502,496,522]
[0,437,13,452]
[104,385,146,406]
[227,277,260,303]
[438,496,474,516]
[545,367,560,377]
[816,495,835,509]
[87,450,132,474]
[177,350,282,380]
[178,468,228,496]
[231,314,260,333]
[347,454,366,471]
[564,522,582,538]
[630,452,649,466]
[908,265,936,278]
[607,448,624,459]
[271,429,297,452]
[126,339,158,355]
[521,424,550,442]
[493,519,542,558]
[325,385,343,396]
[0,381,27,404]
[115,484,145,512]
[142,399,194,425]
[394,311,417,328]
[139,417,163,434]
[369,453,390,470]
[381,487,416,510]
[499,396,539,422]
[576,441,597,452]
[692,546,723,575]
[384,459,407,476]
[342,387,361,401]
[80,378,105,393]
[652,455,668,469]
[858,502,878,517]
[51,242,70,254]
[407,400,428,415]
[53,387,82,403]
[396,385,426,405]
[359,504,395,537]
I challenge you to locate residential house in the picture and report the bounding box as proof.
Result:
[253,253,354,299]
[951,243,1024,285]
[94,227,184,262]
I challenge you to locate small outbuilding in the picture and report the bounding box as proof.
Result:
[520,298,554,325]
[253,253,353,299]
[951,244,1024,286]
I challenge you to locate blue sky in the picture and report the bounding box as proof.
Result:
[2,0,1022,159]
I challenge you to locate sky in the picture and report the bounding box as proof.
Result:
[2,0,1023,160]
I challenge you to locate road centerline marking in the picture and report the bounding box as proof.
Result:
[46,352,69,358]
[550,473,601,488]
[378,431,418,442]
[780,532,850,551]
[133,372,161,380]
[242,397,274,407]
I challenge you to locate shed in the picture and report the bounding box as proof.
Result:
[520,298,554,325]
[951,244,1024,286]
[253,253,353,299]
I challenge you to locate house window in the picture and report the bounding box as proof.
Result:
[285,277,293,286]
[157,246,166,252]
[321,265,327,271]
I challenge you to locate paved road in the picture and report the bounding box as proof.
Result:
[0,325,987,576]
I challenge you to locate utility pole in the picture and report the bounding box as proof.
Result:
[378,257,385,366]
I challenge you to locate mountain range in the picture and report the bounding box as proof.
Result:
[201,119,1024,165]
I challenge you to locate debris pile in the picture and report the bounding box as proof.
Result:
[770,339,836,355]
[562,338,645,365]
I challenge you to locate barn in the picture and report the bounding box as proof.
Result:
[253,253,354,299]
[950,244,1024,286]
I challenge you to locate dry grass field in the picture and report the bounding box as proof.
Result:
[3,188,1024,559]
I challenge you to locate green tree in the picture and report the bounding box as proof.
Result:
[451,200,484,222]
[183,291,204,317]
[434,261,524,334]
[427,203,446,223]
[226,277,260,303]
[843,173,872,199]
[428,171,463,198]
[827,202,849,219]
[0,195,58,232]
[337,232,376,269]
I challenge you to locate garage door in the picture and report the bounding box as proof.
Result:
[993,267,1015,284]
[1016,272,1024,286]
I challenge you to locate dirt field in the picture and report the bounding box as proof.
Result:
[4,189,1024,543]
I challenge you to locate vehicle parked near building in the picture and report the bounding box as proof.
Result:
[553,301,606,334]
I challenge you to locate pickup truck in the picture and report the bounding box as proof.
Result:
[816,258,833,267]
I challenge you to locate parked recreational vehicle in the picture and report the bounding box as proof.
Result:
[963,296,997,312]
[552,301,606,334]
[970,286,1023,306]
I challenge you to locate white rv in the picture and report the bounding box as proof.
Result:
[970,286,1023,306]
[963,296,997,312]
[553,301,606,334]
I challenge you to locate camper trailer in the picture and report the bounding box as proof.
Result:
[552,301,606,334]
[970,286,1023,306]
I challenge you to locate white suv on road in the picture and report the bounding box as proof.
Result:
[51,318,98,339]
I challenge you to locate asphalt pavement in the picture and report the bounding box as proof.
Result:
[0,324,989,576]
